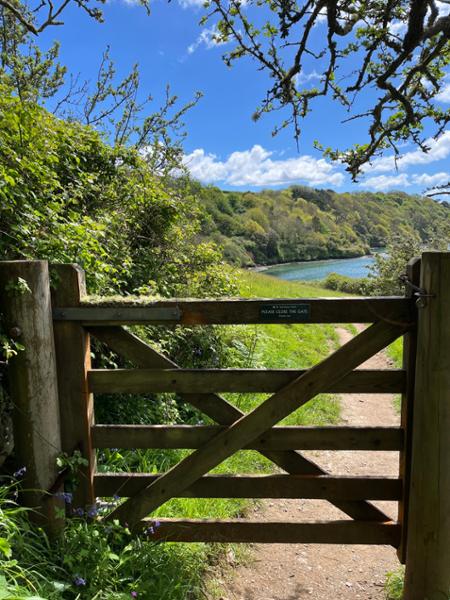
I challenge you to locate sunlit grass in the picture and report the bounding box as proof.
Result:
[387,337,403,413]
[237,268,347,298]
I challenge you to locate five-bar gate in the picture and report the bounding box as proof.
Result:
[2,253,449,600]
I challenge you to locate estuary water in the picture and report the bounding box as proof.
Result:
[261,254,377,282]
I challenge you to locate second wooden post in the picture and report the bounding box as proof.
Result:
[51,264,95,511]
[403,251,450,600]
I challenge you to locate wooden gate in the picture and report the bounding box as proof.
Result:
[50,264,414,553]
[2,253,450,600]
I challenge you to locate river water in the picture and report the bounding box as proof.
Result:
[261,254,377,282]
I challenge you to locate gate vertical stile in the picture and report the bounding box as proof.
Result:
[403,252,450,600]
[50,264,95,510]
[397,257,421,564]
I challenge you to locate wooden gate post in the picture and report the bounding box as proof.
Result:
[0,260,63,533]
[397,256,421,564]
[50,264,95,510]
[404,252,450,600]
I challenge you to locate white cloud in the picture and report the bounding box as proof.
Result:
[295,70,322,87]
[366,131,450,174]
[187,25,227,54]
[361,170,450,191]
[178,0,205,8]
[436,83,450,103]
[412,172,450,186]
[361,173,411,191]
[388,21,407,36]
[437,1,450,16]
[315,9,327,25]
[183,145,345,187]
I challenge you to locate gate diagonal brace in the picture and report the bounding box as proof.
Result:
[90,327,394,523]
[92,322,408,529]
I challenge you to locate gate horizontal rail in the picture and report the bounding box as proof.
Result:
[137,519,401,545]
[92,424,403,451]
[53,296,413,324]
[95,473,402,500]
[88,368,406,394]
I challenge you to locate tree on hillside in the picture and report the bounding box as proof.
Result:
[205,0,450,182]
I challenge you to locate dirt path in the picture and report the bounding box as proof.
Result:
[219,327,401,600]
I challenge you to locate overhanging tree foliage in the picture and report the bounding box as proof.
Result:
[7,0,450,186]
[205,0,450,179]
[0,0,148,35]
[0,6,202,174]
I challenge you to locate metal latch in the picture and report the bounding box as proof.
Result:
[399,274,435,307]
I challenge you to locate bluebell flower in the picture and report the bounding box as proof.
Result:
[13,466,27,478]
[73,507,84,517]
[55,492,73,504]
[87,506,98,518]
[73,576,86,587]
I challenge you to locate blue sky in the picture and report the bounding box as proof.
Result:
[37,0,450,195]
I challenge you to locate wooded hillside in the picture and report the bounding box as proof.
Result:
[197,184,450,266]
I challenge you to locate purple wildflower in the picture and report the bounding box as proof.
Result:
[13,466,27,478]
[87,506,98,518]
[113,494,121,501]
[55,492,73,504]
[144,520,161,536]
[73,507,84,517]
[131,592,138,598]
[73,576,86,587]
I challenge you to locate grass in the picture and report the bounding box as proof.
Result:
[3,269,347,600]
[388,338,403,368]
[237,270,346,298]
[385,567,405,600]
[387,337,403,413]
[385,567,450,600]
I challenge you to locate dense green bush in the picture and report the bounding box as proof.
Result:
[322,272,376,295]
[0,84,235,300]
[0,81,240,417]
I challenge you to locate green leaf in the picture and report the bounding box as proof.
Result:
[0,538,12,558]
